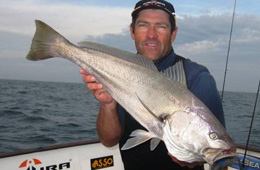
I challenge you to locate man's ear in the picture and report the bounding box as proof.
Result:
[171,26,178,42]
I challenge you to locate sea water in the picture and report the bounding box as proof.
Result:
[0,79,259,154]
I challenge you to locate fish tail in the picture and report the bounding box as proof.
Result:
[26,20,70,61]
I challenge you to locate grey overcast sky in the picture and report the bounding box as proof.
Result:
[0,0,260,92]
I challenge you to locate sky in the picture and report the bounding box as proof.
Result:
[0,0,260,93]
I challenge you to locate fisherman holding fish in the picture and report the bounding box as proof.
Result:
[81,0,225,169]
[26,0,236,168]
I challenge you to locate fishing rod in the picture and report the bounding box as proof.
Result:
[220,1,259,168]
[221,0,237,101]
[242,78,260,168]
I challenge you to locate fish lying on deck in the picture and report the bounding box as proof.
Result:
[26,20,236,166]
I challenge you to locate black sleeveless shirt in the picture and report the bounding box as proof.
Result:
[117,50,204,170]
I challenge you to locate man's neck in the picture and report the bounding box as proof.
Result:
[153,48,174,63]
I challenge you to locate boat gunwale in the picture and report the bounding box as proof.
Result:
[0,139,100,159]
[236,144,260,153]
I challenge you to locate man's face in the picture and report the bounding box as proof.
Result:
[130,9,178,61]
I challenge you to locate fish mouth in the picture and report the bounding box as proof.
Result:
[204,148,237,165]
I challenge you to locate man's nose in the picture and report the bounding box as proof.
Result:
[146,26,158,39]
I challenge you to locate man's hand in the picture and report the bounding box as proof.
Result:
[80,69,121,147]
[80,69,114,104]
[168,153,204,169]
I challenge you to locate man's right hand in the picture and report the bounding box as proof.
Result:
[80,69,121,147]
[80,69,114,104]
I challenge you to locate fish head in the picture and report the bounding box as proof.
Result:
[201,126,237,165]
[162,106,236,165]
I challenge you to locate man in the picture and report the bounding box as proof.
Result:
[80,0,225,169]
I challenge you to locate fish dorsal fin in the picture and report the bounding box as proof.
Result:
[79,41,187,86]
[161,60,187,86]
[78,41,157,71]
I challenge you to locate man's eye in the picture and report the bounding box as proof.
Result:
[157,24,167,29]
[138,23,147,27]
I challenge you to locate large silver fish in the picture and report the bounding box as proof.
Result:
[26,20,236,166]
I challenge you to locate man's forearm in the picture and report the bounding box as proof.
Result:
[97,101,123,147]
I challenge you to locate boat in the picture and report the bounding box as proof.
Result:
[0,140,260,170]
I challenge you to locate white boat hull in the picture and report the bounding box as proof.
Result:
[0,141,259,170]
[0,140,124,170]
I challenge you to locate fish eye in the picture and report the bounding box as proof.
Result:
[209,132,219,140]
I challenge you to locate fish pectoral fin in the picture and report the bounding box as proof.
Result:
[136,94,162,122]
[150,138,161,151]
[121,129,153,150]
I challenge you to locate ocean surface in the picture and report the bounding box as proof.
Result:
[0,79,259,154]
